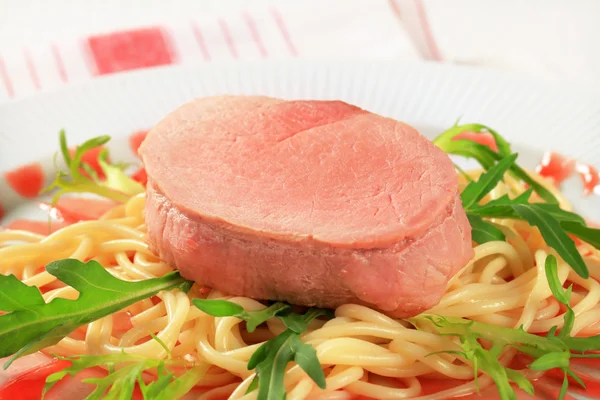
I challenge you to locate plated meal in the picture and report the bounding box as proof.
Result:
[1,95,600,400]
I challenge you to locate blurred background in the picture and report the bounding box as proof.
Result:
[1,0,599,103]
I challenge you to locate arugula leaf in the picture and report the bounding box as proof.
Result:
[249,309,327,399]
[0,274,45,311]
[466,199,589,278]
[44,353,207,400]
[561,221,600,248]
[193,299,328,398]
[416,313,600,400]
[192,299,290,333]
[433,124,558,204]
[511,205,588,278]
[44,131,144,204]
[467,214,505,244]
[1,259,192,368]
[461,153,518,209]
[418,256,600,400]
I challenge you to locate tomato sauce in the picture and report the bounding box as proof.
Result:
[0,359,70,400]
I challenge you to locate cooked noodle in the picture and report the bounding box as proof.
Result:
[1,170,599,399]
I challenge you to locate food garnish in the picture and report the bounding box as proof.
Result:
[193,299,330,399]
[1,124,599,399]
[0,259,191,368]
[43,130,144,205]
[43,353,207,400]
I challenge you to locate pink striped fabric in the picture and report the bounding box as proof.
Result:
[0,1,422,101]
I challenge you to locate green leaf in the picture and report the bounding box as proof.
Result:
[246,308,330,397]
[567,369,586,388]
[44,132,143,204]
[291,335,326,389]
[505,369,534,395]
[433,123,558,204]
[545,255,569,305]
[508,163,558,205]
[529,352,570,371]
[254,330,296,400]
[59,129,71,167]
[245,375,259,394]
[70,135,111,178]
[0,274,45,312]
[467,214,506,244]
[247,340,271,370]
[511,204,588,278]
[192,299,245,317]
[559,373,569,400]
[461,153,518,209]
[155,365,208,400]
[561,221,600,249]
[192,299,290,333]
[244,303,291,333]
[98,150,145,196]
[1,259,192,368]
[44,352,205,400]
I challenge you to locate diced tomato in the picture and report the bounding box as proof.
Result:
[0,359,70,400]
[129,130,149,156]
[69,146,107,179]
[5,219,69,235]
[0,203,5,220]
[112,311,134,333]
[47,197,116,223]
[536,152,575,186]
[576,163,599,196]
[453,131,499,152]
[131,167,148,186]
[4,163,45,199]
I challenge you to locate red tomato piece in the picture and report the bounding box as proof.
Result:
[536,152,575,186]
[576,163,599,196]
[129,130,149,156]
[131,167,148,186]
[453,131,499,152]
[4,163,45,198]
[69,146,107,179]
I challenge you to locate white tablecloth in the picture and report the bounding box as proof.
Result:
[0,0,598,102]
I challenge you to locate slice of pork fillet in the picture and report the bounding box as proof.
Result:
[140,96,473,317]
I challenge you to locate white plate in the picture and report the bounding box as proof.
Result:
[1,59,599,223]
[0,60,598,398]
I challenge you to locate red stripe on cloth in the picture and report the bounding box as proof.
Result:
[389,0,402,18]
[271,7,297,56]
[414,0,442,61]
[51,43,68,83]
[24,50,41,89]
[0,56,14,98]
[218,19,238,59]
[242,11,268,58]
[190,21,211,61]
[87,27,175,75]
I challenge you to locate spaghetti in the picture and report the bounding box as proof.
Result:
[1,169,599,399]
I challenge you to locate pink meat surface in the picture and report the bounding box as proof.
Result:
[140,96,473,317]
